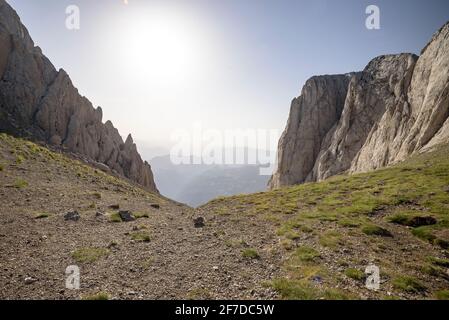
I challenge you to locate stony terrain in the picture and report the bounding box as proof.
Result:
[0,133,280,300]
[0,0,157,192]
[270,21,449,189]
[1,0,449,301]
[1,133,449,300]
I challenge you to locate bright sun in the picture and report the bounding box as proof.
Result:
[119,11,200,86]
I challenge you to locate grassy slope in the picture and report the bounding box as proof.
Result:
[201,145,449,300]
[2,132,449,300]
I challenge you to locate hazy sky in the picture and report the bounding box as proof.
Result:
[7,0,449,158]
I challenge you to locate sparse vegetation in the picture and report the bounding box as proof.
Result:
[362,225,392,237]
[34,212,50,219]
[14,178,28,189]
[15,154,25,164]
[3,132,449,299]
[292,246,320,263]
[187,288,212,300]
[109,212,122,223]
[392,276,426,293]
[319,231,342,248]
[134,211,150,219]
[344,268,365,281]
[130,231,151,242]
[387,212,437,227]
[72,247,109,263]
[241,248,260,259]
[271,279,319,300]
[272,278,350,300]
[428,256,449,268]
[434,290,449,300]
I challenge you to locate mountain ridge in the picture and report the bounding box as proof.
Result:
[0,0,158,193]
[270,21,449,189]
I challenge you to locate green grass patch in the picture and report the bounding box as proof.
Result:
[241,248,260,259]
[338,219,361,228]
[362,224,393,237]
[344,268,365,281]
[319,231,342,248]
[134,211,150,219]
[271,279,350,300]
[292,246,321,263]
[428,256,449,268]
[109,212,122,223]
[72,247,109,263]
[271,279,319,300]
[15,154,25,164]
[130,231,151,242]
[387,212,437,227]
[392,276,426,293]
[14,178,28,189]
[434,290,449,300]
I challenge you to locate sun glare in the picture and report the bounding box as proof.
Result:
[119,10,201,86]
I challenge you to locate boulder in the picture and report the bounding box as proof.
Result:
[118,210,135,222]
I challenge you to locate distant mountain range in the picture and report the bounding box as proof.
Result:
[150,155,270,207]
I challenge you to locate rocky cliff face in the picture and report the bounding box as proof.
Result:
[269,74,354,189]
[0,0,158,192]
[270,21,449,189]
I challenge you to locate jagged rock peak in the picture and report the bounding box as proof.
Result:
[0,0,158,193]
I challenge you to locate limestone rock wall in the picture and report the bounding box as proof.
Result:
[0,0,158,192]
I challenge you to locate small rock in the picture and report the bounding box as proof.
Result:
[212,266,219,271]
[95,211,104,217]
[119,210,135,222]
[312,275,323,284]
[194,217,205,228]
[64,210,80,222]
[24,276,38,285]
[150,204,160,209]
[109,204,120,210]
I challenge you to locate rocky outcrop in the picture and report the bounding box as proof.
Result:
[0,0,158,192]
[270,21,449,189]
[269,74,353,188]
[314,54,418,179]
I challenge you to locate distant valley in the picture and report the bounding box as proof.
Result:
[150,155,270,207]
